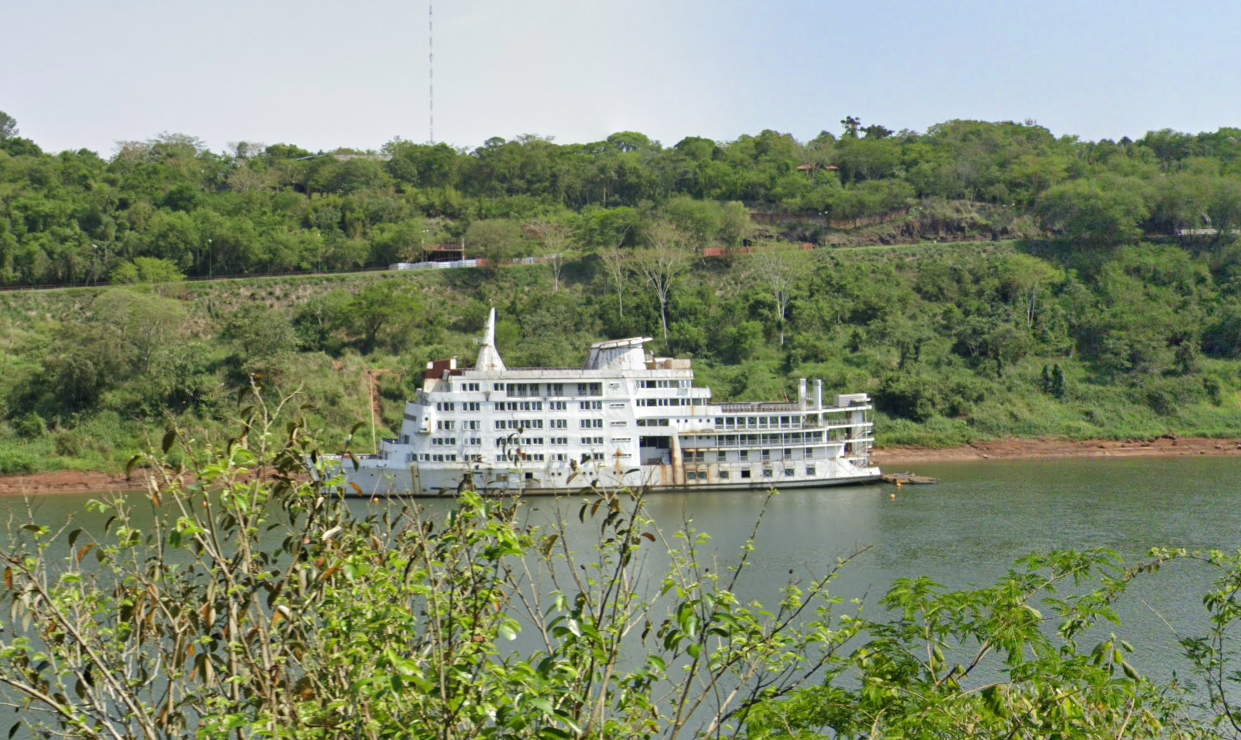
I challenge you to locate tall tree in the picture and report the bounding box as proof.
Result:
[0,111,16,140]
[92,288,187,373]
[530,222,573,293]
[598,237,631,319]
[634,224,690,341]
[753,251,798,346]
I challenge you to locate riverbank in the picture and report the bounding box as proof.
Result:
[873,436,1241,466]
[3,436,1241,495]
[0,471,140,497]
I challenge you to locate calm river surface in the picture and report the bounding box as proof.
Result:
[7,457,1240,680]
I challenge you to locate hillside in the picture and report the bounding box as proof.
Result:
[2,113,1241,288]
[5,235,1241,474]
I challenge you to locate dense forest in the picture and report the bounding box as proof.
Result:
[5,111,1241,474]
[3,109,1241,285]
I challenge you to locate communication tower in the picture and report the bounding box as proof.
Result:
[429,2,434,144]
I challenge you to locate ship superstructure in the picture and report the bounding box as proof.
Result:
[346,309,880,495]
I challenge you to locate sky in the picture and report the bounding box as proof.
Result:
[4,0,1241,155]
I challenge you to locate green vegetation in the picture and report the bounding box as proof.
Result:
[4,110,1241,286]
[6,110,1241,471]
[7,235,1241,472]
[1,406,1239,738]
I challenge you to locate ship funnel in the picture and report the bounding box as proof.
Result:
[476,308,507,372]
[813,379,823,411]
[798,378,807,410]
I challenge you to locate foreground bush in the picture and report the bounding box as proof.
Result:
[0,396,1235,738]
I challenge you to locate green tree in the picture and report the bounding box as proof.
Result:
[43,321,134,410]
[223,304,298,380]
[465,218,524,265]
[1038,178,1150,246]
[110,257,186,285]
[634,223,691,341]
[0,110,16,140]
[91,288,187,373]
[340,280,424,352]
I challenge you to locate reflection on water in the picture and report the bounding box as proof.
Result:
[3,457,1239,683]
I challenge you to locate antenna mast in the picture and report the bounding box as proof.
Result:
[428,2,434,144]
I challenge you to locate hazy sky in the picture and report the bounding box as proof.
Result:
[5,0,1241,155]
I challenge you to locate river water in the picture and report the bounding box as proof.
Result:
[5,457,1239,687]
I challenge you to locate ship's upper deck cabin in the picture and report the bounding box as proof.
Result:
[408,309,870,437]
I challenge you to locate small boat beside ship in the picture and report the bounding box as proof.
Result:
[346,309,881,496]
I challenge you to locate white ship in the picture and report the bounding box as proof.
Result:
[346,310,880,496]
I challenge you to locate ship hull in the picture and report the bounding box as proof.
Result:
[344,459,882,498]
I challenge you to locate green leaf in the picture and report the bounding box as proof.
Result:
[162,428,178,454]
[528,697,554,715]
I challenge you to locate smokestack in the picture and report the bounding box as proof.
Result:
[798,379,807,410]
[814,380,823,411]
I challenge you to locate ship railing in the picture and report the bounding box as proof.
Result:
[708,420,874,433]
[718,403,800,413]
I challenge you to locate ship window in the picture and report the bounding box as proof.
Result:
[761,450,771,461]
[717,452,727,462]
[784,448,793,458]
[551,419,567,429]
[739,450,748,461]
[462,382,480,392]
[580,419,602,429]
[763,470,773,478]
[436,402,455,412]
[549,401,567,411]
[806,466,816,476]
[525,473,535,481]
[740,470,751,479]
[580,400,602,410]
[805,447,814,457]
[720,470,730,480]
[549,383,564,396]
[784,468,794,476]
